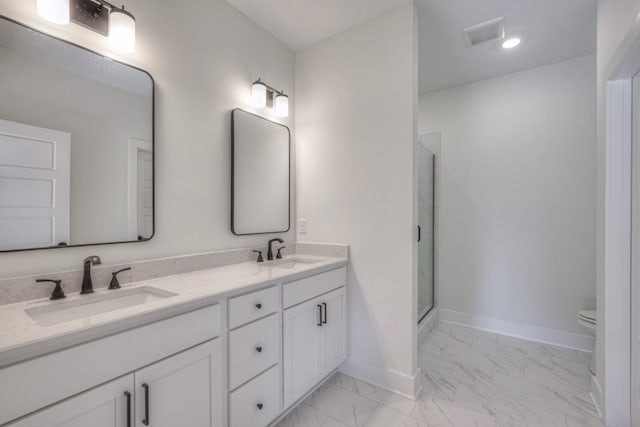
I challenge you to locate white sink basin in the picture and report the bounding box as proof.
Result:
[25,286,177,326]
[268,257,320,269]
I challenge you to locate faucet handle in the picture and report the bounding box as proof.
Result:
[253,250,264,263]
[109,267,132,290]
[36,279,66,301]
[276,246,286,259]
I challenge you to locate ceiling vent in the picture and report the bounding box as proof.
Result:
[464,17,505,47]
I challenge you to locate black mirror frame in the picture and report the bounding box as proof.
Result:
[230,108,291,236]
[0,15,155,253]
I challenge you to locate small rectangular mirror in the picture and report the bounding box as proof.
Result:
[0,17,154,251]
[231,109,290,235]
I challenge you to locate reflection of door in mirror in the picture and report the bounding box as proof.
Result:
[128,138,153,240]
[0,119,70,250]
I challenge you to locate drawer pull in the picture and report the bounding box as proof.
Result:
[124,391,132,427]
[255,303,262,309]
[142,383,150,426]
[257,403,264,410]
[256,346,263,353]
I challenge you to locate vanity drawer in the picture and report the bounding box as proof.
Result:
[229,365,281,427]
[229,286,278,329]
[283,267,346,308]
[229,314,279,389]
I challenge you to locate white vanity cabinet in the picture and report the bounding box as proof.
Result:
[8,375,133,427]
[318,287,347,376]
[8,340,221,427]
[227,286,282,427]
[282,268,347,407]
[133,339,221,427]
[0,305,223,426]
[0,261,349,427]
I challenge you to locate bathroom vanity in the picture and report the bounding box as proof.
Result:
[0,255,347,427]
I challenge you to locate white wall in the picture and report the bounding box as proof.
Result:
[595,0,640,416]
[419,55,597,344]
[0,0,295,278]
[295,4,419,395]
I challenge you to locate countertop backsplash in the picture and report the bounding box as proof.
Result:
[0,243,349,306]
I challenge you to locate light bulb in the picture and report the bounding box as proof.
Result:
[109,7,136,53]
[502,38,521,49]
[275,93,289,117]
[252,80,267,108]
[36,0,70,25]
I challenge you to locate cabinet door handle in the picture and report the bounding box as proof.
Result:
[124,391,131,427]
[257,402,264,410]
[317,304,323,326]
[256,345,263,353]
[255,303,262,309]
[142,383,150,426]
[322,302,327,324]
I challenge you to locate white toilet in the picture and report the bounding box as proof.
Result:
[577,310,596,375]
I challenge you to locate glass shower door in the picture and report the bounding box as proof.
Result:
[418,145,435,322]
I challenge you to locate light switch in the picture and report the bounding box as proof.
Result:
[298,219,307,234]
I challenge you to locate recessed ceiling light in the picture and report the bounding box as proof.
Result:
[502,38,521,49]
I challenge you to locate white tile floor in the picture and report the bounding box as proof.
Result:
[273,322,603,427]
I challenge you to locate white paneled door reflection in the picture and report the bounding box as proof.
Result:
[0,119,70,250]
[128,138,153,241]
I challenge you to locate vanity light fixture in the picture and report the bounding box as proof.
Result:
[274,92,289,117]
[37,0,70,25]
[251,79,267,108]
[35,0,136,53]
[108,5,135,53]
[250,78,289,117]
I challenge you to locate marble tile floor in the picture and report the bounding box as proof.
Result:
[273,322,602,427]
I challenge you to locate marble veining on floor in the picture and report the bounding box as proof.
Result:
[273,322,602,427]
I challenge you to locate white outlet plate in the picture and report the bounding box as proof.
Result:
[298,219,307,234]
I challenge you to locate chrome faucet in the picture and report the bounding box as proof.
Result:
[81,255,102,294]
[267,238,284,261]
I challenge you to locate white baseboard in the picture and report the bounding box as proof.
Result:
[438,309,595,352]
[590,374,604,420]
[418,307,439,348]
[339,358,422,400]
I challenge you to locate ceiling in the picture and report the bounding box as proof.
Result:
[225,0,597,93]
[417,0,597,93]
[225,0,411,50]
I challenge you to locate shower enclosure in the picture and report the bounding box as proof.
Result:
[418,141,436,323]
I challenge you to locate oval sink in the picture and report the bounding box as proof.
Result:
[268,257,320,269]
[25,286,177,326]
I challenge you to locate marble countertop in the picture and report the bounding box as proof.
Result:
[0,255,347,369]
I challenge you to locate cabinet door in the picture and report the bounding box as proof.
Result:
[319,287,347,376]
[8,375,133,427]
[134,339,222,427]
[283,297,323,407]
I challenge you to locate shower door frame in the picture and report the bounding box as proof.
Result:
[417,144,436,324]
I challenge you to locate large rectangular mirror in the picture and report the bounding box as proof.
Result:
[231,109,290,235]
[0,17,154,251]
